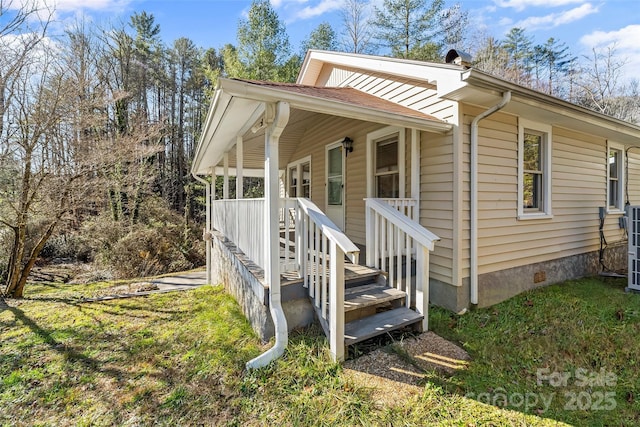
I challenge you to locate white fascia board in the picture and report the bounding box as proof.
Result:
[191,88,229,175]
[220,78,452,134]
[192,90,263,175]
[459,70,640,144]
[298,50,463,87]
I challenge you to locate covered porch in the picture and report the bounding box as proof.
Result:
[191,78,451,365]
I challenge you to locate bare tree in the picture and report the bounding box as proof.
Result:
[340,0,375,54]
[574,44,627,117]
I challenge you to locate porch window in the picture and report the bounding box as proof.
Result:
[518,119,552,219]
[366,126,405,199]
[608,143,624,212]
[375,135,399,198]
[287,156,311,198]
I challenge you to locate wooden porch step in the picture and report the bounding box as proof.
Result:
[344,264,382,288]
[344,283,406,313]
[344,307,423,346]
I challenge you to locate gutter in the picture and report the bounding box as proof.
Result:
[191,171,212,286]
[470,91,511,305]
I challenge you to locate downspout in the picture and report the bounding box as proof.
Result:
[191,170,212,286]
[246,101,290,369]
[470,91,511,305]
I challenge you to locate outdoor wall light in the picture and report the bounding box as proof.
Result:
[342,137,354,157]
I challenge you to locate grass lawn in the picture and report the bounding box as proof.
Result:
[1,275,638,426]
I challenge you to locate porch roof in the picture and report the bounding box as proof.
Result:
[192,78,452,175]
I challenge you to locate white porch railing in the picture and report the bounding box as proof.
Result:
[212,199,266,270]
[379,198,419,221]
[365,198,440,330]
[211,198,302,273]
[211,197,359,361]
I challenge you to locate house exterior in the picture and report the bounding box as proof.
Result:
[191,49,640,363]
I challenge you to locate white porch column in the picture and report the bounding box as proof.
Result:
[411,128,420,222]
[223,152,229,199]
[236,136,244,199]
[246,101,291,369]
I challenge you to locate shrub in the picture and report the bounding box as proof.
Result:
[86,196,205,279]
[40,233,94,262]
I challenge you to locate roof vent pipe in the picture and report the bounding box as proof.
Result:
[445,49,473,68]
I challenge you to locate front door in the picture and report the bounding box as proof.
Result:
[326,142,345,231]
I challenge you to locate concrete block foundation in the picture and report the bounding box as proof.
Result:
[209,229,315,342]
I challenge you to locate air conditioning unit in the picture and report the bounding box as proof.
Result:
[628,206,640,292]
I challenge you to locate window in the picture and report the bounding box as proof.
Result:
[523,131,543,210]
[367,126,405,198]
[287,157,311,199]
[518,119,552,219]
[608,142,624,212]
[375,135,399,198]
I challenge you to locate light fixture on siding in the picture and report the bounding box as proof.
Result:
[342,137,353,157]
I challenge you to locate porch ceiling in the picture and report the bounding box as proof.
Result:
[192,78,453,175]
[222,108,316,172]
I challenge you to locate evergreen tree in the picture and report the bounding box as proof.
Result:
[234,0,291,81]
[502,27,533,85]
[371,0,444,60]
[301,22,338,55]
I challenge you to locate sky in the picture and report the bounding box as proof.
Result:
[16,0,640,79]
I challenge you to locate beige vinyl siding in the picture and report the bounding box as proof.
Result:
[464,103,626,275]
[321,66,457,122]
[287,113,382,245]
[420,131,455,284]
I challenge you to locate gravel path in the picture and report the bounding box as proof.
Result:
[343,331,470,406]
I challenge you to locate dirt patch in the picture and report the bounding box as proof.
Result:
[343,331,469,407]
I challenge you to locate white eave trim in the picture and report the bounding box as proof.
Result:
[220,78,452,134]
[459,69,640,142]
[192,78,453,176]
[298,49,462,86]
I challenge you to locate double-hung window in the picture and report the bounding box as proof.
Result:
[608,142,624,212]
[375,135,400,198]
[367,126,405,199]
[518,119,552,219]
[287,157,311,199]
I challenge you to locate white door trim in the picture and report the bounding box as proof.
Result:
[326,141,345,231]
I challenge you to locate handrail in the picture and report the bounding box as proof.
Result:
[365,198,439,250]
[365,197,440,331]
[296,197,360,362]
[297,197,360,264]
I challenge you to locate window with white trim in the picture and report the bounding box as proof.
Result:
[608,142,624,212]
[518,119,552,218]
[287,156,311,198]
[375,135,399,198]
[367,126,405,198]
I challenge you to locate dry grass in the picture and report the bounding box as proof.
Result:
[3,275,635,425]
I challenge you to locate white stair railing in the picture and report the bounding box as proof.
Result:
[212,197,360,362]
[365,198,440,330]
[379,198,418,221]
[296,198,359,362]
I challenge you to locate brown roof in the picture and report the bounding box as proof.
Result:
[233,79,443,123]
